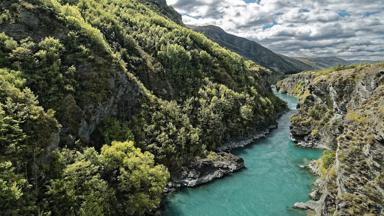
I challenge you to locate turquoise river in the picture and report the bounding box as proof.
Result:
[163,92,321,216]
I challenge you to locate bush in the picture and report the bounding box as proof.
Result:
[319,150,336,176]
[47,141,169,216]
[346,111,367,124]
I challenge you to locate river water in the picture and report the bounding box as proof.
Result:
[163,92,321,216]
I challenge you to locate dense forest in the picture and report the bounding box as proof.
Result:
[0,0,286,215]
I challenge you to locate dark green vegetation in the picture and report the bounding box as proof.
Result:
[277,63,384,215]
[0,0,285,215]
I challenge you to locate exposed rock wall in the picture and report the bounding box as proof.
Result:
[277,64,384,215]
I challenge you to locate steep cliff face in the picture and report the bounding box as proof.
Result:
[277,64,384,215]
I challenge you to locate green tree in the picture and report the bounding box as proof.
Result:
[0,161,30,215]
[47,141,169,216]
[10,37,76,108]
[135,100,201,171]
[46,148,113,216]
[101,141,169,215]
[0,68,60,215]
[99,118,134,145]
[0,32,17,66]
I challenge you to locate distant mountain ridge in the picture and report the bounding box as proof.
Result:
[190,25,370,74]
[190,25,314,74]
[295,56,349,69]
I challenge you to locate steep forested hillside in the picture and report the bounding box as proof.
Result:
[277,63,384,215]
[0,0,285,215]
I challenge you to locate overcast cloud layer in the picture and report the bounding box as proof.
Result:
[168,0,384,61]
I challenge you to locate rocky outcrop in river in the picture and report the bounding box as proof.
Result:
[277,63,384,215]
[168,152,244,189]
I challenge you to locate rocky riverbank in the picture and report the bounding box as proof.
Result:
[277,63,384,216]
[217,125,278,152]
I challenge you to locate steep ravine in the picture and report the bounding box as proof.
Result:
[277,63,384,215]
[162,91,321,216]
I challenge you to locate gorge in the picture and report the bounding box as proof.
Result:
[0,0,383,215]
[163,91,322,216]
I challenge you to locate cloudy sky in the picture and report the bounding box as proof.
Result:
[167,0,384,61]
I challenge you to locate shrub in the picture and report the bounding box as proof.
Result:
[346,111,367,124]
[319,150,336,176]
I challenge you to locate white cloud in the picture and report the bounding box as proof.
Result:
[168,0,384,61]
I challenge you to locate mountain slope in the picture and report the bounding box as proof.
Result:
[192,25,371,75]
[0,0,285,214]
[191,25,314,74]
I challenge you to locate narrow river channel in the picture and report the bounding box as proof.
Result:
[163,92,321,216]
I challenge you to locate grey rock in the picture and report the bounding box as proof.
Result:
[169,152,244,189]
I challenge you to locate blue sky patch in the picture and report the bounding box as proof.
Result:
[363,11,379,17]
[262,21,276,30]
[243,0,260,3]
[337,10,350,17]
